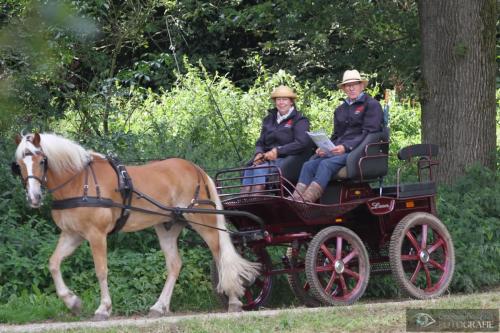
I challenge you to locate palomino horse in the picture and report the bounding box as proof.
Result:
[13,132,259,320]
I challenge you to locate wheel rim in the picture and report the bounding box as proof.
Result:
[239,246,273,310]
[400,223,451,293]
[309,230,369,304]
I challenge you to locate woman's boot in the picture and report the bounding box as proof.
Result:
[291,183,308,200]
[302,182,324,203]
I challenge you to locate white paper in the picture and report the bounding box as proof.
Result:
[307,131,335,156]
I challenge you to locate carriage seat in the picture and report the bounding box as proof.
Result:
[333,128,389,182]
[277,144,315,184]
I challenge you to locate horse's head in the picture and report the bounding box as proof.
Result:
[13,133,48,208]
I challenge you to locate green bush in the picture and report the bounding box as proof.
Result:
[438,165,500,292]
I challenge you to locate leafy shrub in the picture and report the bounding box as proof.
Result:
[438,165,500,292]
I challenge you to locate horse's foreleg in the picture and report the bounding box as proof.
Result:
[49,232,84,315]
[87,232,112,321]
[148,223,184,317]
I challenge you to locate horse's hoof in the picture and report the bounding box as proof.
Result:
[70,297,82,315]
[148,309,164,318]
[228,302,243,312]
[92,313,109,321]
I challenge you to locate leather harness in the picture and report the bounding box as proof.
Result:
[48,156,216,234]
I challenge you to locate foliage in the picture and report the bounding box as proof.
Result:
[438,165,500,292]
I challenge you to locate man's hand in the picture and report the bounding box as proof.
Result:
[316,147,327,157]
[264,148,278,161]
[331,145,346,155]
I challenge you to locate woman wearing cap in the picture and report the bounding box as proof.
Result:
[292,70,384,202]
[241,85,311,193]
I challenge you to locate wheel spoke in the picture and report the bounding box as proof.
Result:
[423,265,432,289]
[343,267,359,280]
[339,274,348,295]
[244,289,253,303]
[401,254,419,261]
[405,231,421,251]
[325,272,337,294]
[336,237,343,260]
[320,244,336,263]
[315,264,335,272]
[427,238,445,254]
[428,258,445,271]
[410,261,423,283]
[343,249,358,264]
[421,224,428,249]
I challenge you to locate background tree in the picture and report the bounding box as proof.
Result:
[418,0,497,184]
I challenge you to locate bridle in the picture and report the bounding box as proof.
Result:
[11,152,49,189]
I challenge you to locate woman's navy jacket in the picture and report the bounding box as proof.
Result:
[255,108,311,157]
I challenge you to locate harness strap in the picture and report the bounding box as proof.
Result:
[188,163,216,209]
[107,155,134,234]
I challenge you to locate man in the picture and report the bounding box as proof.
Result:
[292,69,384,202]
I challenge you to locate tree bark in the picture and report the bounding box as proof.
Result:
[418,0,496,185]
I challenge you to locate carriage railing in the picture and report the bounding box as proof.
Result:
[394,144,439,198]
[215,165,295,199]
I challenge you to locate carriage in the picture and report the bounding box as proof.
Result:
[211,131,455,309]
[11,131,454,319]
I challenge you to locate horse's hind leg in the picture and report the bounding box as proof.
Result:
[149,222,184,317]
[49,231,84,315]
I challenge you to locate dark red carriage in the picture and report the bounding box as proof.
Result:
[212,132,455,309]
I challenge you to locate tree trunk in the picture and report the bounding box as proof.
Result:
[418,0,496,185]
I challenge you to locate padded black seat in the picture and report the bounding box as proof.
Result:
[333,129,389,181]
[278,145,315,184]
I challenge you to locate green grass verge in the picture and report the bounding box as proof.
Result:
[1,290,497,333]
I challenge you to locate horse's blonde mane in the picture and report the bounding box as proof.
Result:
[15,133,94,174]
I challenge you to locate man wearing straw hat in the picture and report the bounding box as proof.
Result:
[292,70,384,202]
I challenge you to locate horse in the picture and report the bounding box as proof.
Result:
[12,132,260,320]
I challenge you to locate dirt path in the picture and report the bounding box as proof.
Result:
[0,290,498,333]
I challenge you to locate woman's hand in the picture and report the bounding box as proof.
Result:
[253,153,265,165]
[264,148,278,161]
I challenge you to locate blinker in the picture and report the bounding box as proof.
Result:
[11,162,21,176]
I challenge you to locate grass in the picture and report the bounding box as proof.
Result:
[0,290,497,333]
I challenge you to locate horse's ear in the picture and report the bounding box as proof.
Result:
[15,134,22,145]
[32,133,41,147]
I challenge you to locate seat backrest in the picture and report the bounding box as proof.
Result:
[343,128,389,180]
[398,143,438,161]
[278,144,315,184]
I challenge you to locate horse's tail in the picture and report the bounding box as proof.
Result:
[206,176,261,297]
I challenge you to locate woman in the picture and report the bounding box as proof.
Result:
[292,69,384,202]
[242,85,311,193]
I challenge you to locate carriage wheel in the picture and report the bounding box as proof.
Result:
[286,243,320,307]
[210,246,273,310]
[389,212,455,299]
[305,226,370,306]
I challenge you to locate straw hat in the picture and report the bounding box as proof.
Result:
[270,85,297,99]
[337,70,368,89]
